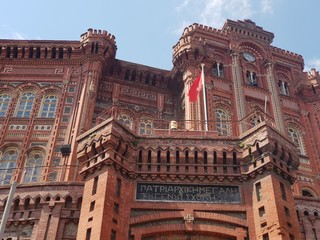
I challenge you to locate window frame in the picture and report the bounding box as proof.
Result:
[23,150,44,183]
[0,93,11,117]
[15,92,35,118]
[215,108,231,136]
[287,127,305,155]
[139,118,153,135]
[0,148,19,185]
[212,62,224,78]
[39,94,58,118]
[117,113,133,130]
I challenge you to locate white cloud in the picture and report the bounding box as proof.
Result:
[305,58,320,72]
[200,0,253,28]
[174,0,274,31]
[260,0,273,14]
[13,32,26,40]
[172,20,193,36]
[176,0,190,12]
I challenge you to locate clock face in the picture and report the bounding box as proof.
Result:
[243,52,255,62]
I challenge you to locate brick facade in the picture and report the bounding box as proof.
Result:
[0,19,319,240]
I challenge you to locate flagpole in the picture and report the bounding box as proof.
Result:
[201,63,208,131]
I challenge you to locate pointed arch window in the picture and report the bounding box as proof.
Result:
[139,118,153,135]
[287,127,304,155]
[16,92,35,118]
[215,108,231,136]
[278,80,289,96]
[23,151,44,183]
[246,71,258,86]
[40,95,58,118]
[0,93,11,117]
[0,148,19,184]
[117,113,133,129]
[302,189,315,197]
[213,62,224,77]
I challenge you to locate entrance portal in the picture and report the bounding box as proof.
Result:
[142,234,236,240]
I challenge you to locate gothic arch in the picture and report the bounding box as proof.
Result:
[16,82,41,92]
[0,85,16,93]
[244,62,259,73]
[212,54,225,63]
[116,109,135,130]
[40,85,62,95]
[130,211,247,239]
[285,121,306,155]
[301,187,318,197]
[239,40,267,59]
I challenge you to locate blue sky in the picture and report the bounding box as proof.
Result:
[1,0,319,71]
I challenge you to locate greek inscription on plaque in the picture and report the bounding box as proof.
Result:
[136,183,240,203]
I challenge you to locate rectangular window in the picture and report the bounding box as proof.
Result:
[110,230,117,240]
[62,116,69,122]
[284,206,290,217]
[68,86,75,93]
[92,176,98,195]
[260,222,267,228]
[65,97,73,104]
[255,182,262,201]
[113,202,119,214]
[63,106,71,114]
[259,206,266,218]
[262,233,269,240]
[86,228,91,240]
[280,182,287,201]
[116,178,121,197]
[89,201,95,212]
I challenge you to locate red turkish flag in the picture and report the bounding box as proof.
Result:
[187,72,202,102]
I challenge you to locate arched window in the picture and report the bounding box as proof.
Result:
[212,62,224,77]
[39,95,58,118]
[215,108,231,136]
[0,148,19,184]
[117,113,133,129]
[246,70,258,86]
[16,92,35,118]
[139,118,153,135]
[131,70,137,81]
[250,114,262,127]
[302,189,315,197]
[0,93,11,117]
[278,80,290,96]
[124,69,130,80]
[65,196,73,208]
[287,127,304,155]
[23,151,44,183]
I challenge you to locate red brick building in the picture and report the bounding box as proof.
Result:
[0,19,319,240]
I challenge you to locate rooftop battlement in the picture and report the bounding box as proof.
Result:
[222,19,274,44]
[80,28,116,46]
[271,45,303,60]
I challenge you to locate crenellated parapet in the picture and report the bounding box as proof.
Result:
[297,68,320,101]
[271,46,303,60]
[172,23,228,69]
[77,118,299,184]
[222,19,274,44]
[80,28,117,60]
[239,121,299,183]
[0,40,79,61]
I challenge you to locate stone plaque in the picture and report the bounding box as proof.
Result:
[136,183,240,203]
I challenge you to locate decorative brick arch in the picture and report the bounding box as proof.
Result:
[239,40,266,59]
[130,211,247,240]
[131,224,245,240]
